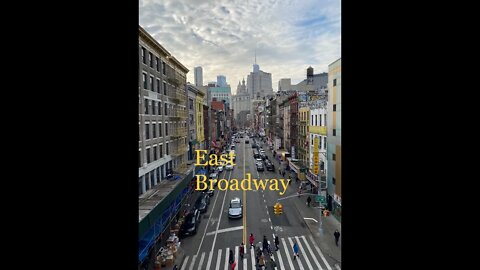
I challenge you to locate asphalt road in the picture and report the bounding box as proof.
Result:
[177,137,340,270]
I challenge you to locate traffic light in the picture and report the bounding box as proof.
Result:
[273,202,283,215]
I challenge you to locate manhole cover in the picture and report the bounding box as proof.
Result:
[261,218,269,223]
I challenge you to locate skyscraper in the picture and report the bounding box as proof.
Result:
[217,75,227,87]
[247,61,273,100]
[194,66,203,87]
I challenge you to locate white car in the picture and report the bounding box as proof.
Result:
[255,157,263,163]
[217,165,224,172]
[226,164,234,170]
[228,198,243,219]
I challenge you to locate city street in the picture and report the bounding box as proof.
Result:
[176,137,341,270]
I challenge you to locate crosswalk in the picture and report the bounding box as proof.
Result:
[179,235,339,270]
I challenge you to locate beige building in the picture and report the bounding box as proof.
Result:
[327,58,341,221]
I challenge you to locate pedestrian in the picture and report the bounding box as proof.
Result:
[307,196,312,207]
[292,242,299,260]
[262,235,269,254]
[229,248,234,265]
[274,235,279,251]
[239,242,245,260]
[249,233,255,248]
[258,253,266,269]
[334,229,341,246]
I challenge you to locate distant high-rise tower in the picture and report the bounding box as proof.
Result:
[253,49,260,73]
[194,66,203,87]
[217,75,227,87]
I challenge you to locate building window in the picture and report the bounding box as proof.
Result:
[156,79,161,93]
[144,99,149,115]
[163,82,167,95]
[145,173,150,190]
[160,144,163,157]
[319,114,322,126]
[159,123,162,137]
[141,47,146,64]
[166,142,169,155]
[139,150,141,168]
[153,146,157,160]
[315,115,318,126]
[165,123,168,136]
[146,148,151,163]
[332,177,336,185]
[161,165,165,178]
[152,122,156,138]
[159,102,162,115]
[333,104,336,111]
[189,99,194,110]
[164,103,168,115]
[324,137,327,150]
[151,173,155,187]
[333,79,337,86]
[139,179,143,195]
[311,116,314,125]
[333,153,336,161]
[145,123,150,139]
[149,52,153,67]
[333,129,336,136]
[143,73,147,89]
[150,76,154,91]
[162,62,166,75]
[156,57,159,72]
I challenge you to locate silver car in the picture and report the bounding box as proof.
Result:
[228,198,243,219]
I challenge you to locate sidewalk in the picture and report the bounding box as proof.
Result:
[261,140,342,266]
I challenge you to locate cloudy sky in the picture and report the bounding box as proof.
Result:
[140,0,340,94]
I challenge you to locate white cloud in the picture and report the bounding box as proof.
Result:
[140,0,340,93]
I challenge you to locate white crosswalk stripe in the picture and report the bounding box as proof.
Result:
[188,254,197,270]
[206,251,214,270]
[281,237,295,269]
[215,249,223,270]
[180,256,189,270]
[308,235,333,270]
[299,235,323,270]
[198,252,206,269]
[235,246,239,270]
[250,246,255,269]
[225,247,230,270]
[178,235,336,270]
[295,236,313,270]
[288,236,305,270]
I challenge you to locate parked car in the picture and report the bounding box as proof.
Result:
[195,194,209,213]
[226,164,234,170]
[228,198,243,219]
[255,157,263,163]
[217,165,224,172]
[265,160,275,171]
[256,162,264,171]
[181,209,201,236]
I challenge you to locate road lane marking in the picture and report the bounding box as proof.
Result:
[271,226,273,230]
[206,226,244,236]
[196,174,223,256]
[309,235,333,270]
[211,170,233,254]
[215,249,222,270]
[180,256,189,270]
[295,236,313,270]
[304,217,318,223]
[281,238,295,269]
[224,247,230,270]
[268,218,271,222]
[300,235,323,269]
[198,252,206,269]
[288,237,305,270]
[335,264,341,270]
[188,255,197,270]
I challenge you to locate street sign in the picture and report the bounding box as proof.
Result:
[315,195,326,203]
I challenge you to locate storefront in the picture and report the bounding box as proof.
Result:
[333,194,342,222]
